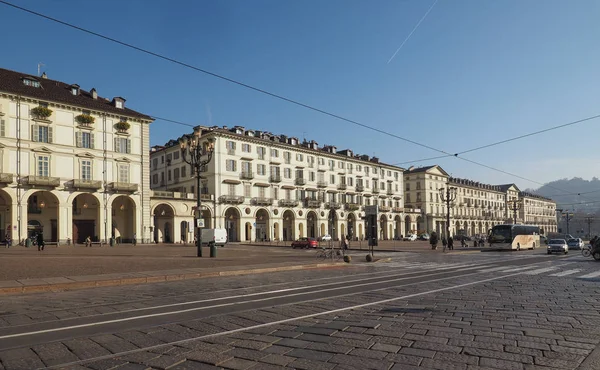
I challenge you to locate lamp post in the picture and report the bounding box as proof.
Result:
[439,186,457,240]
[561,210,574,236]
[180,135,215,257]
[585,216,594,239]
[507,199,522,225]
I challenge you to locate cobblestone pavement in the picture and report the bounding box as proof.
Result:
[1,250,600,369]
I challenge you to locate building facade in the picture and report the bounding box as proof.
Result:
[149,125,413,243]
[519,192,558,234]
[0,68,153,245]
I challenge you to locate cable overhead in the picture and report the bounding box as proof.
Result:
[0,0,450,157]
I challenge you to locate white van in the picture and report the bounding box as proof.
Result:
[201,228,228,247]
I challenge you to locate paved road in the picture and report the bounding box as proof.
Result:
[1,249,600,369]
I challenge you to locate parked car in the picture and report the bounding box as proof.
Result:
[567,238,584,250]
[291,237,318,249]
[418,233,430,240]
[319,234,332,242]
[404,234,417,241]
[201,228,228,247]
[547,239,568,255]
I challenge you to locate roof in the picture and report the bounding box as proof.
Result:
[405,165,449,176]
[497,184,521,192]
[0,67,152,120]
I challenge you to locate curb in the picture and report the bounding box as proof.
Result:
[0,262,346,296]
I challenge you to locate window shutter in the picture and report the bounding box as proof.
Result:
[114,138,120,152]
[75,132,81,147]
[90,132,95,149]
[32,125,39,142]
[48,127,53,143]
[0,119,4,137]
[126,139,131,154]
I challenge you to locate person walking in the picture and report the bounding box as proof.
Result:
[448,236,454,250]
[85,236,92,248]
[133,233,137,246]
[430,231,438,250]
[36,232,45,251]
[442,237,447,252]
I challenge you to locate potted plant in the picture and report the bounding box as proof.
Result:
[75,114,95,125]
[115,121,130,132]
[31,106,53,120]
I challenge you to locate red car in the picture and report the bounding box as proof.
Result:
[291,237,318,249]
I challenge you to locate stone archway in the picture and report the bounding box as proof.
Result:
[405,215,412,236]
[27,191,60,243]
[307,211,318,238]
[282,210,295,241]
[416,216,425,234]
[359,223,364,240]
[0,189,14,243]
[224,207,241,242]
[471,221,477,236]
[180,221,189,243]
[347,213,356,240]
[153,203,175,243]
[273,222,280,241]
[112,196,136,243]
[245,222,252,241]
[255,208,270,241]
[72,193,100,243]
[328,210,338,240]
[394,215,402,239]
[380,214,388,240]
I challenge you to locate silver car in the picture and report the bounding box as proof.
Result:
[547,239,568,255]
[567,238,584,250]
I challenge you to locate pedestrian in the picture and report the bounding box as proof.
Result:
[442,237,447,251]
[448,236,454,250]
[133,233,137,246]
[461,237,466,248]
[85,236,92,248]
[430,231,438,250]
[36,232,45,251]
[4,235,10,248]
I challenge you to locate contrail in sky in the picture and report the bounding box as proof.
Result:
[387,0,439,64]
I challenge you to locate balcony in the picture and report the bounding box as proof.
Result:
[392,207,404,213]
[355,184,364,192]
[251,197,273,206]
[345,203,360,211]
[219,195,244,204]
[68,179,102,190]
[109,182,138,192]
[279,199,299,207]
[269,174,282,183]
[379,205,391,212]
[0,173,13,184]
[324,202,342,209]
[295,178,306,186]
[21,176,60,187]
[317,181,328,188]
[386,189,394,195]
[372,188,380,194]
[240,170,254,180]
[305,199,321,208]
[338,183,347,190]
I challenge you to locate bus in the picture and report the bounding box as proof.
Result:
[488,224,541,251]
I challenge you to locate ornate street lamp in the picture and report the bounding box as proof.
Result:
[507,199,522,224]
[180,135,216,257]
[439,186,457,240]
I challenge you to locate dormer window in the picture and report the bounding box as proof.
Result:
[23,78,40,88]
[112,97,126,109]
[70,84,80,96]
[116,101,123,108]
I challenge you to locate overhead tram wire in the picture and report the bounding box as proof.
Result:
[0,0,451,158]
[5,1,596,204]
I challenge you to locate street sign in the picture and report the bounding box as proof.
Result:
[196,219,205,228]
[365,205,378,216]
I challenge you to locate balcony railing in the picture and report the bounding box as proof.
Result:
[355,185,364,192]
[0,173,13,184]
[21,176,60,187]
[324,202,342,209]
[379,205,391,212]
[317,181,328,188]
[240,171,254,180]
[252,197,273,206]
[345,203,360,211]
[338,183,347,190]
[392,207,403,213]
[269,174,282,183]
[279,199,299,207]
[219,195,244,204]
[305,199,322,208]
[68,179,102,190]
[295,178,306,186]
[108,182,138,192]
[372,188,380,194]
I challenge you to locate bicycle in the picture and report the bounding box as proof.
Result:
[582,244,593,258]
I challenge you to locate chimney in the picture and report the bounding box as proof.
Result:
[91,88,98,99]
[41,72,48,79]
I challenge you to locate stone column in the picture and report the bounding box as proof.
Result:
[58,204,71,245]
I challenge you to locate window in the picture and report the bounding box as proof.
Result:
[168,170,172,181]
[330,174,335,184]
[258,187,266,198]
[226,160,237,172]
[284,152,291,164]
[365,179,370,188]
[296,169,304,179]
[23,78,40,88]
[174,168,180,181]
[160,172,164,184]
[257,146,266,160]
[114,138,131,153]
[242,161,251,173]
[116,101,123,109]
[181,166,186,178]
[152,158,158,170]
[309,171,315,181]
[273,187,279,199]
[81,160,92,180]
[257,164,266,176]
[284,168,291,179]
[76,131,94,149]
[365,167,370,175]
[173,151,179,160]
[0,118,5,137]
[296,153,303,161]
[161,156,164,164]
[242,143,251,152]
[271,149,279,157]
[328,160,335,170]
[32,125,52,143]
[338,161,344,169]
[228,184,236,195]
[348,177,354,186]
[37,156,49,177]
[152,174,158,184]
[118,164,129,183]
[244,184,251,198]
[226,141,236,150]
[318,158,325,165]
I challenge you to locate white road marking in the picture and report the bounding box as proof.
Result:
[478,266,515,273]
[578,271,600,279]
[523,267,558,275]
[501,266,542,273]
[45,269,528,370]
[549,269,581,277]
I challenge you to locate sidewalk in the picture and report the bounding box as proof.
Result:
[0,243,346,295]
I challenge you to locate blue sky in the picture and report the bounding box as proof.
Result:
[2,0,599,189]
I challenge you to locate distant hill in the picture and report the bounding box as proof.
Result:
[526,177,600,214]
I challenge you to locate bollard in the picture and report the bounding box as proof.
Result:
[210,243,217,258]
